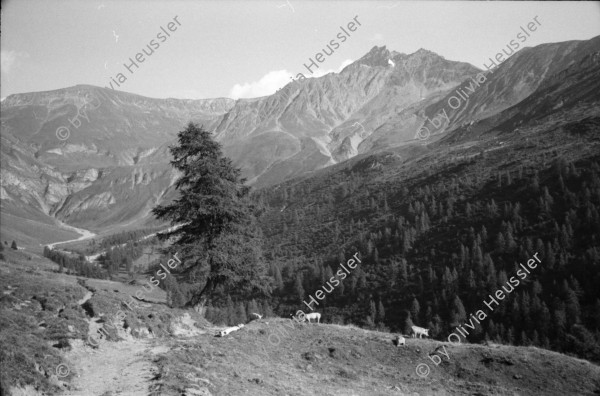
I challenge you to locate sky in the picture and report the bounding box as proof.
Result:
[1,0,599,100]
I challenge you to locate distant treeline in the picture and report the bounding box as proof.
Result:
[97,228,163,250]
[44,227,163,279]
[43,247,107,279]
[77,227,163,255]
[99,242,147,276]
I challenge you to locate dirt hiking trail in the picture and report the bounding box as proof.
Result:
[62,338,168,395]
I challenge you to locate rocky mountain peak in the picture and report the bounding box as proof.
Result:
[396,48,446,65]
[357,46,392,67]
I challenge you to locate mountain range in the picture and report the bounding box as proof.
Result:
[1,35,599,246]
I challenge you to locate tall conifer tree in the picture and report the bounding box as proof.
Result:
[153,123,268,311]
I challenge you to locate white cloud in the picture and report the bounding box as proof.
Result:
[229,59,354,99]
[312,59,354,77]
[229,70,293,99]
[1,50,28,75]
[371,33,384,41]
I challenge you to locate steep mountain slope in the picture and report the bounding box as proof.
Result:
[436,46,600,150]
[419,36,600,139]
[1,87,233,242]
[216,46,480,186]
[1,85,233,166]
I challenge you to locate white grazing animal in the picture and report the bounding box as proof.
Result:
[395,335,406,346]
[411,326,429,338]
[305,312,321,323]
[218,324,244,337]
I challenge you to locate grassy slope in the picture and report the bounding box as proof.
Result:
[0,211,81,251]
[2,250,600,395]
[154,318,600,396]
[0,250,88,395]
[0,249,203,395]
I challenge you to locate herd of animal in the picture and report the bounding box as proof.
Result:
[218,311,430,345]
[395,326,430,346]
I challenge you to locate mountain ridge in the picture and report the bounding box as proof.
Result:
[1,36,599,240]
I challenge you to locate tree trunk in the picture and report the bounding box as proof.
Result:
[186,278,214,316]
[194,298,207,316]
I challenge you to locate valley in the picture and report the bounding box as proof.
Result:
[1,5,600,394]
[45,220,97,250]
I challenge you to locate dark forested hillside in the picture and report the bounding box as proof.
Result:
[254,116,600,363]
